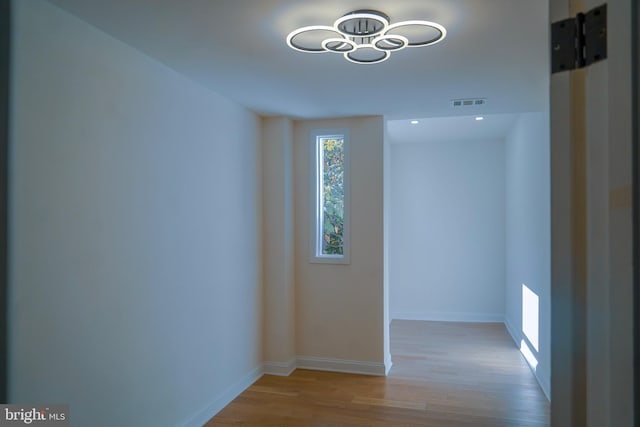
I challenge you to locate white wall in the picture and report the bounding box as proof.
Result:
[10,1,262,426]
[504,112,551,399]
[389,138,506,322]
[383,121,392,372]
[293,117,386,373]
[261,117,296,374]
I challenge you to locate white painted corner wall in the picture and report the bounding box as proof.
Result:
[263,115,388,377]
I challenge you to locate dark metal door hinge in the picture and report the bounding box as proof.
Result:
[551,3,607,73]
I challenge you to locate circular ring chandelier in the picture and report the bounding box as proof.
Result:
[286,9,446,65]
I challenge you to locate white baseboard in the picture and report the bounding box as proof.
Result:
[384,352,393,375]
[504,316,521,345]
[391,311,505,323]
[181,365,263,427]
[266,356,388,377]
[535,364,551,401]
[296,356,387,376]
[264,358,297,376]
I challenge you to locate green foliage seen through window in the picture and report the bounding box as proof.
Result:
[320,137,344,255]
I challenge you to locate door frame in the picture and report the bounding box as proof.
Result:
[633,0,639,422]
[0,0,10,404]
[551,0,636,425]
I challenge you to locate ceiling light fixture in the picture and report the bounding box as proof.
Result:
[410,120,419,124]
[475,116,484,121]
[286,9,446,65]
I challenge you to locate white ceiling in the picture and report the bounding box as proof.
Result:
[48,0,549,120]
[387,114,520,144]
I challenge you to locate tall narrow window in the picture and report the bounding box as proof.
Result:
[310,130,350,263]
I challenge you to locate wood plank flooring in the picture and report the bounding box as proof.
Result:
[206,320,549,426]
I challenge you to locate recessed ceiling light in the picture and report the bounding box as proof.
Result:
[286,9,446,65]
[410,120,419,124]
[475,116,484,121]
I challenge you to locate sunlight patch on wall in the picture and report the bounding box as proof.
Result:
[522,284,539,351]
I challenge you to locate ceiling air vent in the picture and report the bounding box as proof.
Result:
[451,98,487,108]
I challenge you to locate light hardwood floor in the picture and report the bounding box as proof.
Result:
[206,320,550,426]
